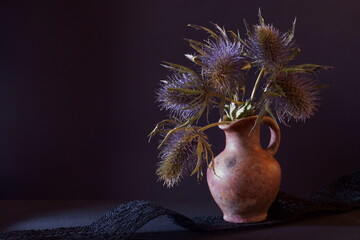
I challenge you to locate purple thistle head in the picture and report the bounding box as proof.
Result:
[247,23,297,71]
[156,129,198,187]
[200,38,246,95]
[269,73,321,122]
[156,72,210,120]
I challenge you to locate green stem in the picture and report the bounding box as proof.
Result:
[250,68,265,100]
[198,121,233,132]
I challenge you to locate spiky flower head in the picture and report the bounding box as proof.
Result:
[156,129,197,187]
[157,71,210,120]
[187,24,247,95]
[269,72,321,122]
[200,38,246,95]
[247,13,297,71]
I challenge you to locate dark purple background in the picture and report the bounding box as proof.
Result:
[0,0,359,200]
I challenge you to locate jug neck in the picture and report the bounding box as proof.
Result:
[220,116,262,152]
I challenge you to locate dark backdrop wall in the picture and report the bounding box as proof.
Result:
[0,0,359,200]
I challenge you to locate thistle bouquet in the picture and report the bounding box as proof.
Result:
[150,11,327,187]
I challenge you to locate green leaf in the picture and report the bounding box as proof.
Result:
[148,119,178,142]
[241,63,252,70]
[184,38,208,56]
[265,102,279,128]
[243,18,251,36]
[224,109,231,120]
[184,38,210,49]
[188,24,219,40]
[250,105,266,135]
[287,48,301,61]
[161,61,200,78]
[235,106,244,119]
[184,54,202,65]
[228,30,241,41]
[285,17,297,45]
[258,8,265,25]
[281,64,330,74]
[273,83,286,97]
[212,23,228,39]
[229,102,236,114]
[191,139,203,176]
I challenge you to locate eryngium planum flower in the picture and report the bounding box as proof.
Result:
[269,73,320,122]
[200,38,246,95]
[157,72,211,119]
[247,24,297,70]
[156,129,197,187]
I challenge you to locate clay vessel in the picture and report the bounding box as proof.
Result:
[207,115,281,223]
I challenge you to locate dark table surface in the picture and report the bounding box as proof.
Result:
[0,200,359,240]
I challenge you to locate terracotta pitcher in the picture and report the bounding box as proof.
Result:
[207,115,281,223]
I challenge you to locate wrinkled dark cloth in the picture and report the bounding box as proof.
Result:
[1,171,359,240]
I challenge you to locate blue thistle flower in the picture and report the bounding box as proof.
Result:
[156,129,198,187]
[200,38,246,95]
[269,73,321,122]
[187,24,247,96]
[157,72,211,120]
[247,22,297,71]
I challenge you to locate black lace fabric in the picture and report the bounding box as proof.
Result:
[1,171,359,240]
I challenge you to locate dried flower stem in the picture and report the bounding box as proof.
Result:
[199,121,233,132]
[250,68,265,100]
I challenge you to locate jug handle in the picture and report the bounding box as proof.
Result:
[263,116,281,156]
